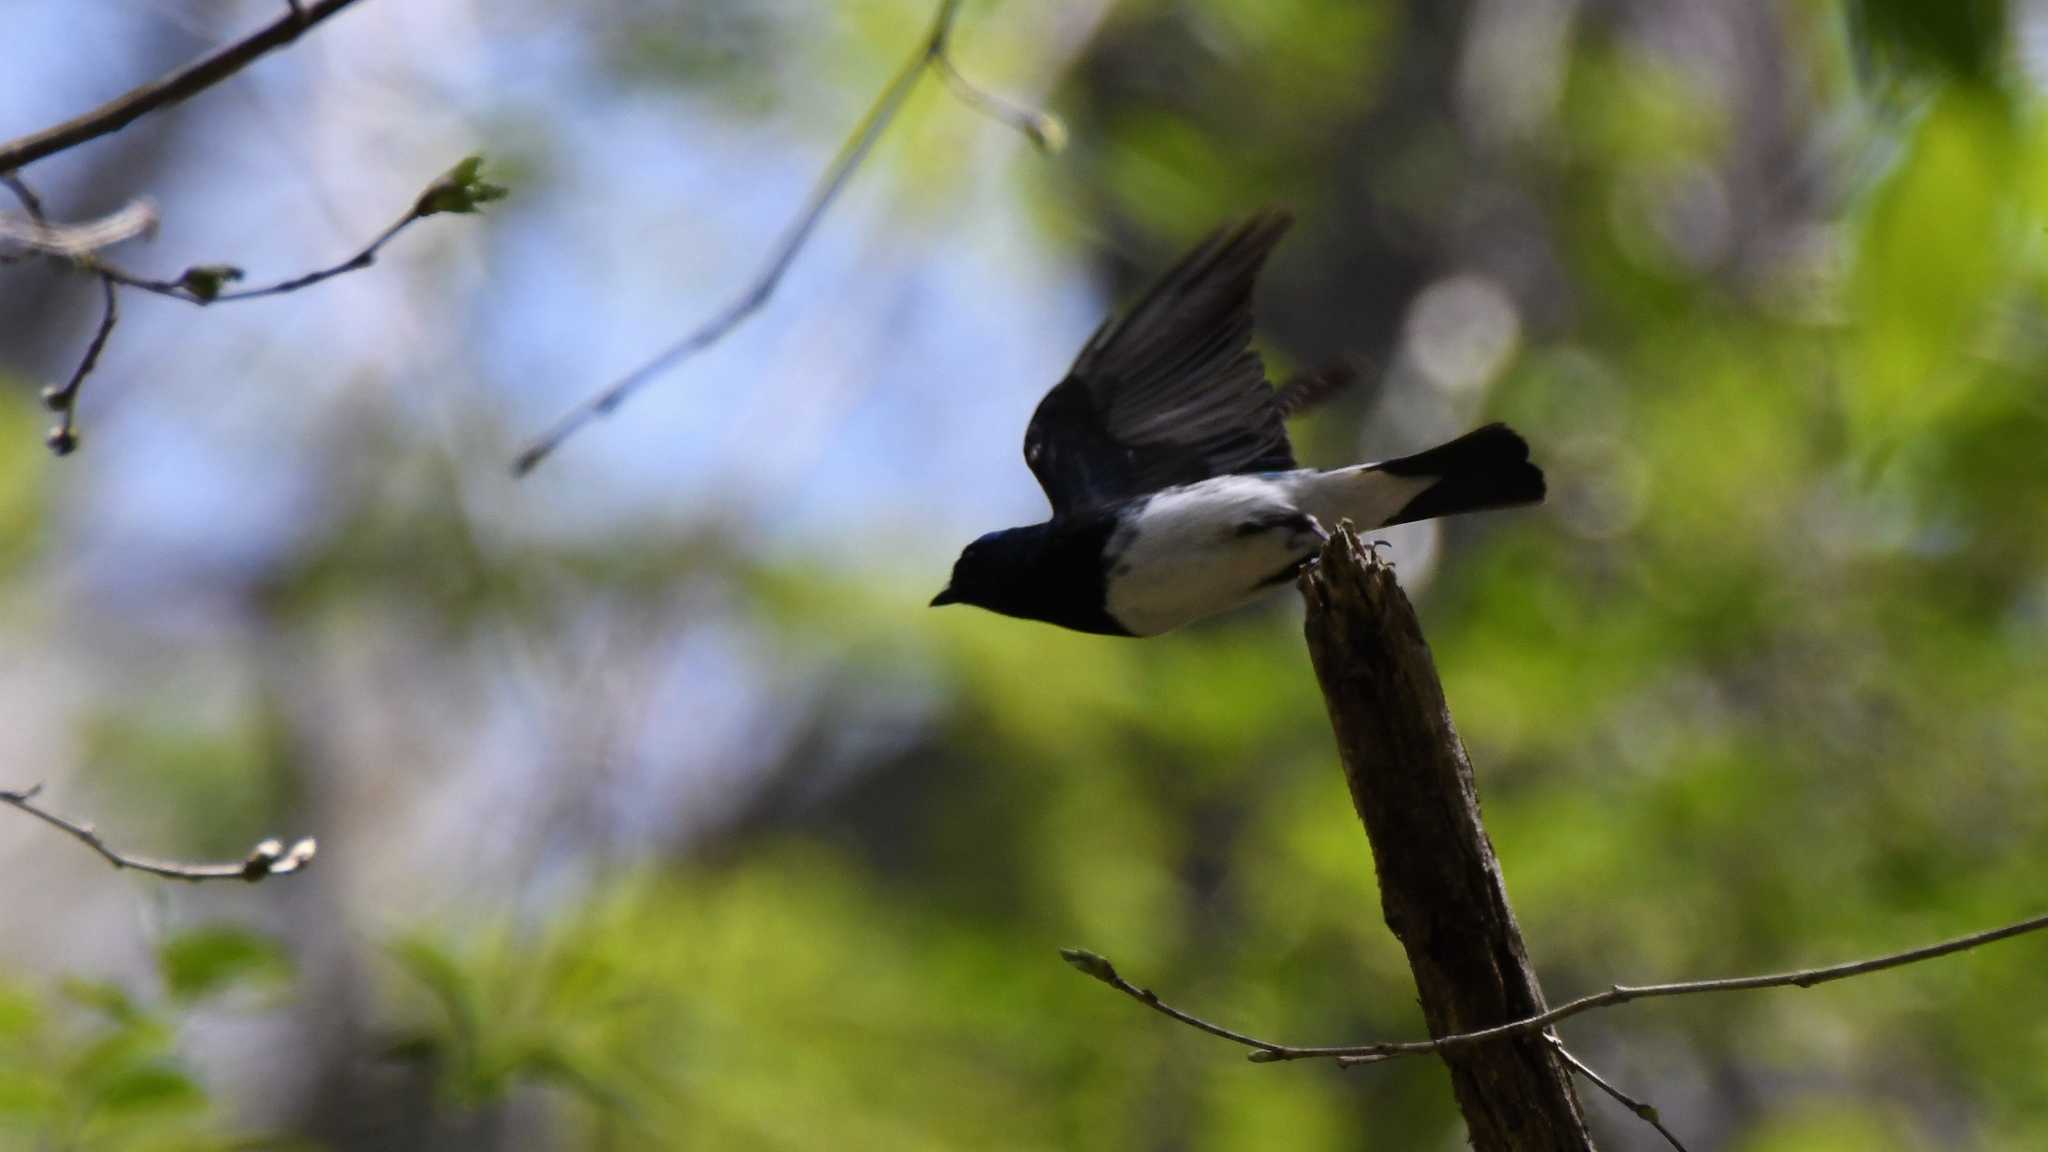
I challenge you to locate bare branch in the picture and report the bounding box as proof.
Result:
[216,213,411,300]
[95,155,504,305]
[0,0,370,173]
[100,210,415,304]
[512,0,1061,476]
[1059,948,1293,1058]
[40,274,118,456]
[1268,908,2048,1065]
[9,157,502,455]
[1547,1036,1692,1152]
[1,784,316,883]
[1301,526,1590,1146]
[1062,907,2048,1068]
[1,173,47,223]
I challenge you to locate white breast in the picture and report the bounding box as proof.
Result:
[1103,474,1322,635]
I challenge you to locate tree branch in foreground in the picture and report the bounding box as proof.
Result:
[0,0,371,173]
[1,784,315,883]
[511,0,1063,476]
[1065,527,2048,1142]
[1061,907,2048,1065]
[1299,526,1589,1148]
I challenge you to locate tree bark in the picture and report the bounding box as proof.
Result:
[1300,527,1593,1151]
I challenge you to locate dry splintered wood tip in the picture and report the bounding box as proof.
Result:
[1296,525,1415,647]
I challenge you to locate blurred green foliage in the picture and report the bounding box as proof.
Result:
[1850,0,2008,87]
[0,387,47,580]
[0,927,298,1151]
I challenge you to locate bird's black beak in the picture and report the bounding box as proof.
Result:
[930,586,960,607]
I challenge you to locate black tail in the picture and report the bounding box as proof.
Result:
[1373,423,1546,527]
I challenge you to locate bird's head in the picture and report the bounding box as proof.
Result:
[931,527,1042,613]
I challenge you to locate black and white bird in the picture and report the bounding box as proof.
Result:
[931,213,1544,636]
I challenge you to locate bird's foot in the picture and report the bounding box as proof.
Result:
[1283,514,1330,554]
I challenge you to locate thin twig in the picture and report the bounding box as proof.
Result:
[10,157,499,456]
[215,213,414,300]
[1058,948,1293,1057]
[1061,907,2048,1067]
[1283,909,2048,1065]
[3,171,114,456]
[512,0,1059,475]
[41,274,119,455]
[71,155,496,308]
[1546,1036,1691,1152]
[1,784,315,883]
[0,174,46,265]
[2,173,47,222]
[97,210,420,304]
[0,0,369,173]
[930,54,1068,153]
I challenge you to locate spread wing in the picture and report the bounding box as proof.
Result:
[1024,212,1298,517]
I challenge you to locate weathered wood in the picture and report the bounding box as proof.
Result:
[1300,526,1593,1151]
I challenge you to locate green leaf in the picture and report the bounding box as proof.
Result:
[501,1041,623,1112]
[0,1071,55,1119]
[1847,87,2016,451]
[0,384,45,575]
[0,983,40,1040]
[58,978,140,1025]
[1848,0,2007,87]
[378,1032,443,1067]
[1057,947,1119,984]
[158,925,293,1003]
[69,1015,174,1109]
[415,154,510,217]
[387,936,481,1076]
[91,1062,205,1117]
[176,264,244,303]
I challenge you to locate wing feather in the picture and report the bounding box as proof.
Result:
[1024,213,1298,516]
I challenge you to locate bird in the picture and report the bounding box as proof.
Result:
[930,212,1544,636]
